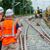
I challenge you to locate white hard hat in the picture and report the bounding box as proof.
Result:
[0,7,4,13]
[5,9,14,16]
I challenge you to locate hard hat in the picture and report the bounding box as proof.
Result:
[0,7,4,13]
[5,9,14,16]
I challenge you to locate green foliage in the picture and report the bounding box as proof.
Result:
[0,0,33,15]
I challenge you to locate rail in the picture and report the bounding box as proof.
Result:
[23,19,50,43]
[19,27,28,50]
[19,18,50,50]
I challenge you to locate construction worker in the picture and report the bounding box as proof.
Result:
[35,7,40,18]
[35,7,41,26]
[0,7,4,50]
[45,8,48,17]
[39,9,43,18]
[1,9,22,50]
[37,7,40,14]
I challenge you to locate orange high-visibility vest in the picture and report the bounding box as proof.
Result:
[0,23,3,41]
[2,19,17,46]
[0,27,2,38]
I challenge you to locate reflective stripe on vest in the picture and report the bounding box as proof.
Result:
[12,22,14,36]
[3,20,15,37]
[0,30,2,37]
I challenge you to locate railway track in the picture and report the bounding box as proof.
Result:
[19,18,50,50]
[23,19,50,44]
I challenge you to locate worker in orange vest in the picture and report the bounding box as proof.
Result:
[1,9,22,50]
[0,7,4,50]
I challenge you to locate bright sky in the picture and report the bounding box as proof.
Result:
[31,0,50,10]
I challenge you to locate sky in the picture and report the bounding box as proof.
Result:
[31,0,50,10]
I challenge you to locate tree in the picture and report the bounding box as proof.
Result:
[1,0,33,15]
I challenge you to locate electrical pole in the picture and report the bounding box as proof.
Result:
[23,0,24,15]
[12,0,20,13]
[12,0,15,12]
